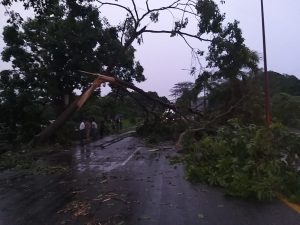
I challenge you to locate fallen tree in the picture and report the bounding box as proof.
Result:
[31,70,205,145]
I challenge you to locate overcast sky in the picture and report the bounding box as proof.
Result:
[133,0,300,97]
[1,0,299,97]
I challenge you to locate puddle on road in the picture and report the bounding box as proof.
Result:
[73,138,144,173]
[76,161,121,173]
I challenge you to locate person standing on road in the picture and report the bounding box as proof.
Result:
[85,119,91,141]
[79,119,85,145]
[91,117,98,140]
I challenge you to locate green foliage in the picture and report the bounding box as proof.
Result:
[150,12,159,23]
[0,1,145,143]
[267,71,300,96]
[203,20,259,109]
[207,20,258,80]
[1,0,51,13]
[52,121,76,146]
[185,119,300,200]
[77,92,149,121]
[0,145,70,173]
[1,2,144,106]
[170,82,196,114]
[0,151,33,170]
[196,0,224,35]
[202,73,265,125]
[272,93,300,128]
[137,119,188,143]
[0,70,51,142]
[170,82,194,99]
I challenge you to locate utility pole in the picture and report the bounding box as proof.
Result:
[260,0,272,126]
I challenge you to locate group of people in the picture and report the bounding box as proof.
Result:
[109,118,123,131]
[79,118,100,144]
[79,117,122,145]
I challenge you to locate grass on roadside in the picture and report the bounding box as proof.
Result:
[0,145,70,174]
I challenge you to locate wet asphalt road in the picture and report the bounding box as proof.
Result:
[0,132,299,225]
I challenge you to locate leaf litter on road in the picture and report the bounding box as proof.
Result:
[57,200,91,217]
[93,192,127,204]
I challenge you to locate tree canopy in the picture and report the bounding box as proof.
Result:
[2,2,144,107]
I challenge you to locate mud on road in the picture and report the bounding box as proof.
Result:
[0,133,299,225]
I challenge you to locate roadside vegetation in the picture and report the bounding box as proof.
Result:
[184,120,300,201]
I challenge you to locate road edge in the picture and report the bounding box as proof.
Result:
[277,194,300,214]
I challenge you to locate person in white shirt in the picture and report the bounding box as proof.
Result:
[91,118,98,140]
[79,120,85,145]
